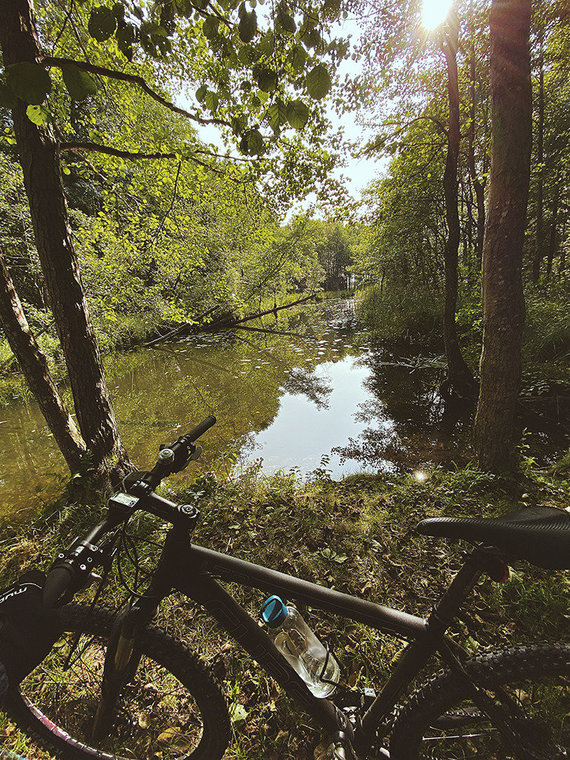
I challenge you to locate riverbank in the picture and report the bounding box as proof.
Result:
[1,465,569,759]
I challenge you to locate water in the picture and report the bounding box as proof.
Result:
[0,298,565,521]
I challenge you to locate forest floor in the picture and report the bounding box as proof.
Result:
[1,463,569,759]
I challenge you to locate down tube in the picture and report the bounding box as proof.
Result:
[176,569,349,737]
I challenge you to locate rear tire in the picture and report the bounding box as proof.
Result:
[390,643,570,759]
[6,604,231,760]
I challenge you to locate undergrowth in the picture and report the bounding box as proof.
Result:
[1,464,569,759]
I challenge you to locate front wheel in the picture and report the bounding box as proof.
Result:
[6,604,231,760]
[390,643,570,759]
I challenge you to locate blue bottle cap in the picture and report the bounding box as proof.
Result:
[260,595,288,626]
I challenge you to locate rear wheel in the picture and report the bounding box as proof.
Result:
[390,644,570,759]
[6,604,231,760]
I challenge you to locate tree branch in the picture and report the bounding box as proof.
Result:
[361,115,448,156]
[41,55,230,128]
[59,141,226,174]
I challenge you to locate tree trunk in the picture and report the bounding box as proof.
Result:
[531,32,545,283]
[0,256,86,472]
[473,0,532,472]
[467,38,486,269]
[0,0,129,486]
[441,19,477,399]
[546,174,560,279]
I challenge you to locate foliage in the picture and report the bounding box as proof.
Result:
[1,0,351,195]
[356,282,442,343]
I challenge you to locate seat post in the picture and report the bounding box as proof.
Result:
[426,550,484,636]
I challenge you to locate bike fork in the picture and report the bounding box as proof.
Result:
[91,605,145,741]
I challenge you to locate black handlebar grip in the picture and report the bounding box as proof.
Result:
[183,415,217,443]
[42,565,74,608]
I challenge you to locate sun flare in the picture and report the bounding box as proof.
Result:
[421,0,453,29]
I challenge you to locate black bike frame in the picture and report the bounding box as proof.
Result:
[126,524,484,755]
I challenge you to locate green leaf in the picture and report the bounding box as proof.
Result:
[289,44,307,71]
[196,84,208,103]
[231,115,247,135]
[204,90,219,112]
[61,64,98,101]
[276,1,296,33]
[140,22,171,58]
[6,63,52,105]
[202,16,219,39]
[255,31,274,57]
[239,127,264,155]
[25,104,48,126]
[117,24,137,60]
[0,84,17,109]
[88,6,117,42]
[306,63,331,100]
[254,66,277,92]
[267,98,287,132]
[238,11,257,43]
[112,2,125,22]
[301,24,321,49]
[286,98,309,128]
[238,45,253,64]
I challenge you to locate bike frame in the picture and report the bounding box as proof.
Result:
[118,523,486,756]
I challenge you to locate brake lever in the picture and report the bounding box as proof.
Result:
[188,445,202,463]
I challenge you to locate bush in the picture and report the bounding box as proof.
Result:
[356,283,442,342]
[523,285,570,362]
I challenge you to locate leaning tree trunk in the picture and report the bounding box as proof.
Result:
[441,17,477,399]
[0,0,129,486]
[473,0,532,472]
[0,257,86,472]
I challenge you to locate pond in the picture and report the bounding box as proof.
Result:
[0,298,564,522]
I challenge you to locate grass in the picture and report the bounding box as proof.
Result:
[1,464,569,759]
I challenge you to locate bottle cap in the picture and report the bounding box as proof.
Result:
[260,595,287,626]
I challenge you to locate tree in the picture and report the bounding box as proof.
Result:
[439,8,477,398]
[473,0,532,471]
[352,0,483,396]
[0,0,344,485]
[0,0,129,486]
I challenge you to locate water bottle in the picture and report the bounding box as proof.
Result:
[260,595,340,698]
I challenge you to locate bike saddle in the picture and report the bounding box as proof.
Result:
[417,506,570,570]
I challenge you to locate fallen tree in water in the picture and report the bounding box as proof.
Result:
[145,293,318,347]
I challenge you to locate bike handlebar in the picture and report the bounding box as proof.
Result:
[43,415,217,607]
[181,415,217,443]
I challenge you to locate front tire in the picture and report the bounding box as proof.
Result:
[6,604,231,760]
[390,643,570,759]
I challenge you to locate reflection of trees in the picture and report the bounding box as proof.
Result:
[284,368,332,408]
[334,349,473,471]
[108,299,356,474]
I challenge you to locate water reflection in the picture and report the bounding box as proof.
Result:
[1,298,563,522]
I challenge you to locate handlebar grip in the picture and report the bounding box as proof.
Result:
[43,565,74,608]
[182,415,216,443]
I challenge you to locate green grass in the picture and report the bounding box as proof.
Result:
[1,465,569,759]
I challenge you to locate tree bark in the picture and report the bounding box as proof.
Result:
[0,256,86,472]
[467,37,486,269]
[473,0,532,472]
[531,31,545,283]
[441,18,477,399]
[0,0,129,485]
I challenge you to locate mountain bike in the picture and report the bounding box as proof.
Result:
[3,416,570,759]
